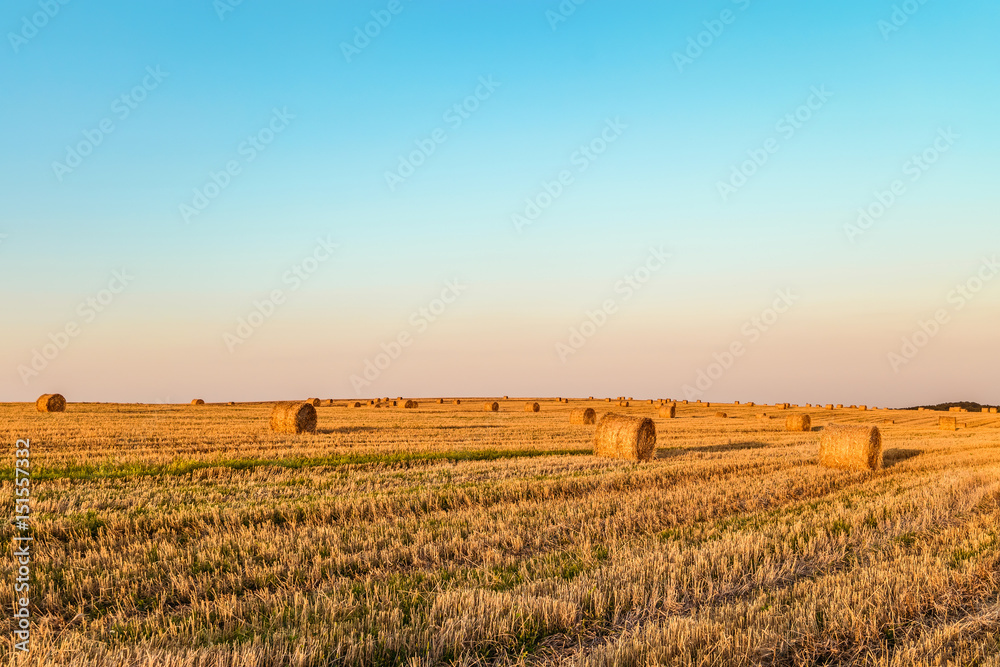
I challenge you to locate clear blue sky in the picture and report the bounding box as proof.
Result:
[2,0,998,405]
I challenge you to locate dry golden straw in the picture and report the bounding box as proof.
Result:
[593,413,656,462]
[570,408,596,424]
[437,399,444,404]
[619,401,630,408]
[452,399,461,405]
[659,404,676,419]
[269,402,317,434]
[190,399,205,405]
[940,416,957,431]
[524,402,540,413]
[306,398,320,407]
[401,400,417,409]
[483,401,499,412]
[786,414,812,432]
[715,412,727,418]
[351,402,362,408]
[819,424,883,471]
[36,393,66,412]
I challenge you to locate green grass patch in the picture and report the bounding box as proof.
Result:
[0,448,591,482]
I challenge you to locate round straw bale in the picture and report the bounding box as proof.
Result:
[786,414,812,432]
[438,398,444,404]
[659,404,676,419]
[270,402,317,434]
[391,400,398,407]
[228,401,236,406]
[588,396,594,400]
[606,398,612,402]
[819,424,882,471]
[36,394,66,412]
[524,401,540,413]
[570,408,596,425]
[191,399,205,405]
[503,395,509,400]
[351,401,362,408]
[306,398,320,407]
[453,399,461,405]
[619,401,630,407]
[368,400,375,406]
[747,402,755,407]
[825,404,834,410]
[401,400,417,409]
[593,413,656,462]
[715,412,727,418]
[484,401,498,412]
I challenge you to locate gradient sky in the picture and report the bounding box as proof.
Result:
[2,0,998,405]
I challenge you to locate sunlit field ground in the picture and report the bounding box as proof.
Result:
[1,399,998,666]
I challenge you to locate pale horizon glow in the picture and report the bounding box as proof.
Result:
[2,1,998,406]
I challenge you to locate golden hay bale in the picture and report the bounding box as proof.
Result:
[524,401,540,413]
[715,412,727,418]
[484,401,499,412]
[982,407,990,413]
[940,416,957,431]
[991,408,998,414]
[391,400,398,407]
[747,402,755,407]
[368,400,376,406]
[228,401,236,406]
[453,399,461,405]
[269,402,317,434]
[351,401,362,408]
[503,395,509,399]
[836,404,843,409]
[401,400,417,408]
[438,398,444,404]
[570,408,596,425]
[306,398,320,407]
[593,413,656,462]
[36,394,66,412]
[606,398,612,402]
[949,407,961,412]
[825,404,834,410]
[859,405,868,411]
[191,399,205,405]
[705,402,711,408]
[619,401,630,408]
[659,404,676,419]
[786,414,812,432]
[819,424,882,471]
[588,396,594,400]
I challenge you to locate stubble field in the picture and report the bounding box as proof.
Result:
[1,399,998,666]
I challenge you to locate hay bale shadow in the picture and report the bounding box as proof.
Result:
[883,448,921,467]
[316,426,381,435]
[687,441,769,454]
[655,448,686,459]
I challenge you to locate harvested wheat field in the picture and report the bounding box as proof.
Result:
[2,400,999,666]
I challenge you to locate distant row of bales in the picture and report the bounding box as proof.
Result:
[34,394,986,473]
